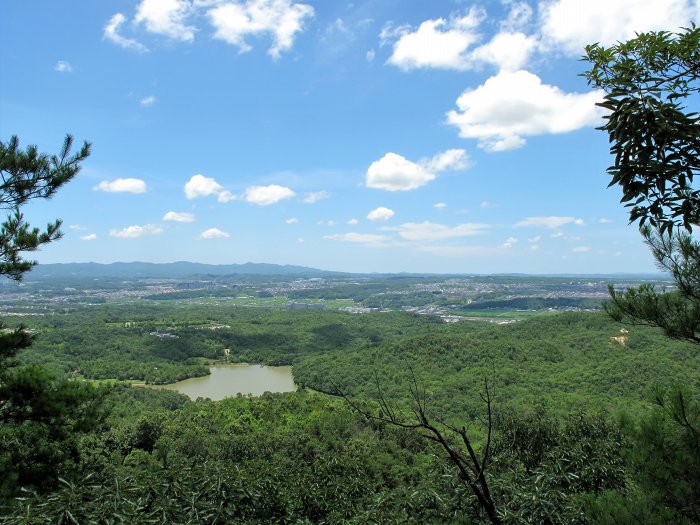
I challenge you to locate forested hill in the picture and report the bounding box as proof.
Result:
[27,261,338,279]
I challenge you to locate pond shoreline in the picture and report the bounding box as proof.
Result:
[138,363,296,400]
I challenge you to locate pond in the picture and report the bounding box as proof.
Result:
[152,364,296,400]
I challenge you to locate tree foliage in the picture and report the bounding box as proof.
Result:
[0,135,90,280]
[0,134,102,498]
[605,226,700,344]
[585,27,700,524]
[584,25,700,233]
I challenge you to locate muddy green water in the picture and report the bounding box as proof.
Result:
[153,364,296,400]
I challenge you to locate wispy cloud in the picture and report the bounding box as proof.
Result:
[163,211,195,222]
[54,60,72,72]
[109,224,163,238]
[94,178,147,193]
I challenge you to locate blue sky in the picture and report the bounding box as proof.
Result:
[2,0,698,274]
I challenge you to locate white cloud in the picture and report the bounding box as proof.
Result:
[540,0,694,55]
[286,217,299,224]
[470,31,536,71]
[366,149,469,191]
[434,202,447,209]
[104,13,148,52]
[347,218,359,225]
[387,8,483,71]
[391,221,489,242]
[69,224,88,231]
[366,153,433,191]
[207,0,315,59]
[135,0,195,41]
[80,233,97,241]
[163,211,195,222]
[515,216,582,229]
[551,232,565,238]
[218,190,237,203]
[297,237,304,243]
[184,174,224,199]
[528,235,541,243]
[94,178,147,193]
[303,190,329,204]
[316,220,336,226]
[502,1,533,31]
[502,236,518,249]
[243,184,295,205]
[109,224,163,238]
[366,49,376,62]
[422,149,470,173]
[140,95,156,106]
[367,207,395,221]
[446,69,604,151]
[598,218,612,224]
[325,232,389,243]
[574,218,586,226]
[199,227,230,239]
[54,60,72,73]
[572,246,592,253]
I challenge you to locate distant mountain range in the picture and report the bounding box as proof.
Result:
[28,262,336,280]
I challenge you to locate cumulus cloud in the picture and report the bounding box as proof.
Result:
[94,178,147,193]
[54,60,72,73]
[207,0,315,59]
[199,227,230,239]
[391,221,489,242]
[366,149,469,191]
[540,0,694,55]
[303,190,329,204]
[515,216,582,229]
[470,31,536,71]
[386,8,483,71]
[243,184,295,205]
[447,69,604,151]
[502,236,518,249]
[109,224,163,238]
[80,233,97,241]
[104,13,148,52]
[135,0,195,41]
[367,207,395,221]
[184,174,224,199]
[384,6,537,72]
[347,218,359,225]
[163,211,195,222]
[325,232,389,243]
[140,95,156,106]
[286,217,299,224]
